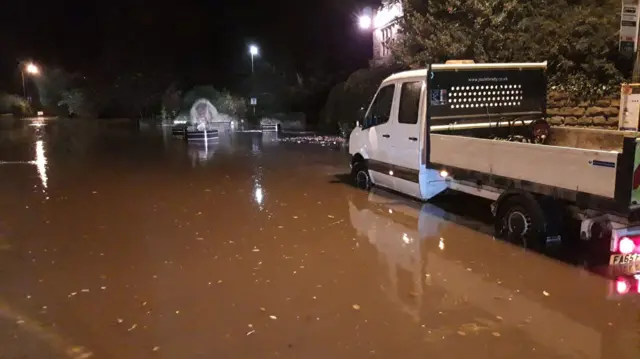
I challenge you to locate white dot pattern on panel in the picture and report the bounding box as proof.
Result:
[449,84,523,109]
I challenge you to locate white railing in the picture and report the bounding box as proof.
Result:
[261,124,280,132]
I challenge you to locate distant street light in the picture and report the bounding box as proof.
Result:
[358,15,372,30]
[249,45,259,74]
[21,62,40,100]
[26,63,39,75]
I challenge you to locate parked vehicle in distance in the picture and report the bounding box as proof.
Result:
[348,60,640,268]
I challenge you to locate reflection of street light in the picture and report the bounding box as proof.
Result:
[21,62,40,100]
[249,45,259,73]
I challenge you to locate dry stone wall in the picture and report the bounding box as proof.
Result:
[546,91,620,128]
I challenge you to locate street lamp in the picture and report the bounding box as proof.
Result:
[26,63,39,75]
[249,45,259,74]
[358,15,372,29]
[248,45,259,117]
[21,62,40,100]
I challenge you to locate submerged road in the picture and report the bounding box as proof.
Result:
[0,118,639,358]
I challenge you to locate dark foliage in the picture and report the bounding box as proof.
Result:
[393,0,625,99]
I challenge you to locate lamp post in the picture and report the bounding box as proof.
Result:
[249,45,259,74]
[21,62,40,101]
[249,45,259,116]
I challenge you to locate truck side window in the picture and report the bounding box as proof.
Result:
[363,85,395,128]
[398,81,422,124]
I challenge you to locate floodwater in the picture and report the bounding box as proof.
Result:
[0,117,639,359]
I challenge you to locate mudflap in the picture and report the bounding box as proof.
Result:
[538,197,564,245]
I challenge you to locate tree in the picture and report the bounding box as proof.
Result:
[213,90,248,118]
[58,89,94,117]
[320,65,401,135]
[0,93,32,116]
[393,0,624,99]
[161,84,182,119]
[181,85,222,112]
[33,67,75,113]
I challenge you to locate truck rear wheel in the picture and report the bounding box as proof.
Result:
[351,162,371,191]
[495,195,547,249]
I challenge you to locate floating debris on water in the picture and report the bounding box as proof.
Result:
[277,135,345,147]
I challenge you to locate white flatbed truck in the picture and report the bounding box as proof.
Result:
[348,61,640,267]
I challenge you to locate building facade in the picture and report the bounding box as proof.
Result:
[370,1,403,68]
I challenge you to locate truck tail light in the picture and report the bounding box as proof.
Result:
[618,237,637,254]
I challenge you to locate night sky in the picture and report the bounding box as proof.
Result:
[1,0,381,93]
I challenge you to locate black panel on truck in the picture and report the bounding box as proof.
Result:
[428,66,546,120]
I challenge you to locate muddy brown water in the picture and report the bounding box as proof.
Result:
[0,117,639,358]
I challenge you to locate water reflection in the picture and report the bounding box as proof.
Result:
[33,140,48,192]
[187,140,217,167]
[251,135,261,155]
[252,168,265,210]
[254,185,264,207]
[261,131,278,146]
[347,189,640,358]
[0,125,49,198]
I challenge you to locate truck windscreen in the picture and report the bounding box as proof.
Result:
[428,66,546,120]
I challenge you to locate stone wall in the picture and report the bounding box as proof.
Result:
[546,91,620,127]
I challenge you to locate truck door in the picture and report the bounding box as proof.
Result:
[362,84,397,189]
[389,80,424,198]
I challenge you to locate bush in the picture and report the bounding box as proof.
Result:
[181,86,247,120]
[0,93,32,117]
[394,0,624,100]
[58,89,100,118]
[320,66,402,136]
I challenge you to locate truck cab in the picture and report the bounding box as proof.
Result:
[349,69,446,200]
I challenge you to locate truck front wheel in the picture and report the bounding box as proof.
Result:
[351,161,371,191]
[495,195,547,249]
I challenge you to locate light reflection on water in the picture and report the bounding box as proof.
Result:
[0,132,48,198]
[33,140,48,192]
[254,186,264,206]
